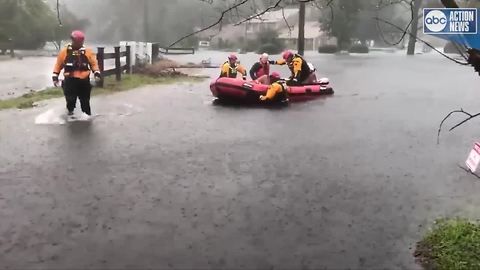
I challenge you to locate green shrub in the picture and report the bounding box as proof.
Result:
[318,44,339,54]
[242,28,285,54]
[348,44,369,53]
[257,43,283,54]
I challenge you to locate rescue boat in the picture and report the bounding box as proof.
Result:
[210,77,334,103]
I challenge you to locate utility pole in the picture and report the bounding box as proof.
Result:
[144,0,149,42]
[407,0,422,55]
[244,22,248,52]
[298,1,306,55]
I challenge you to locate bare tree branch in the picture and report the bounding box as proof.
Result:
[437,109,473,144]
[281,6,293,36]
[324,0,334,7]
[449,112,480,131]
[436,108,480,144]
[234,0,283,26]
[168,0,332,48]
[374,0,413,46]
[375,16,412,46]
[374,17,469,65]
[168,0,252,47]
[56,0,62,26]
[312,0,334,9]
[375,0,468,63]
[312,0,334,30]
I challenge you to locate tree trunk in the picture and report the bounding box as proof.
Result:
[54,40,61,51]
[407,0,422,55]
[298,1,305,55]
[441,0,459,8]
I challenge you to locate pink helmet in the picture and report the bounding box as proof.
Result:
[282,50,293,60]
[71,30,85,42]
[228,54,237,61]
[270,71,281,80]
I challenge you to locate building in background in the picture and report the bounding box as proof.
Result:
[211,7,335,51]
[278,21,336,50]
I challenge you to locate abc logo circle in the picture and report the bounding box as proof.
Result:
[425,10,447,32]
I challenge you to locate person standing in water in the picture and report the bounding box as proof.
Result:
[52,30,101,116]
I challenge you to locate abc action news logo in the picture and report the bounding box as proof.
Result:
[423,8,477,34]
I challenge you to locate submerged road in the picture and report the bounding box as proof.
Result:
[1,52,480,269]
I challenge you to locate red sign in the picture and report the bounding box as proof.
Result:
[466,142,480,172]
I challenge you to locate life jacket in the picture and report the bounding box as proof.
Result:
[288,54,311,82]
[271,81,288,103]
[64,45,90,73]
[255,62,270,78]
[222,61,239,78]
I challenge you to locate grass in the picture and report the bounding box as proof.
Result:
[415,218,480,270]
[0,74,206,110]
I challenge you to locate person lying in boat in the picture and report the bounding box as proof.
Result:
[272,50,316,86]
[219,54,247,80]
[259,72,288,104]
[250,53,275,84]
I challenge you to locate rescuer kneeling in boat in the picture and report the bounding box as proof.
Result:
[273,50,314,86]
[259,72,288,104]
[219,54,247,80]
[52,30,101,116]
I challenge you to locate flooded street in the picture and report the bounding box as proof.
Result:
[0,57,56,99]
[1,51,480,269]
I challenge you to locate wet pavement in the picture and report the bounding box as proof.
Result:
[2,52,480,269]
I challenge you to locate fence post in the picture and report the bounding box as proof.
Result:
[97,47,105,87]
[8,39,14,58]
[151,43,159,63]
[114,46,121,81]
[125,45,131,74]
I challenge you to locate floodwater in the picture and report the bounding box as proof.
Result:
[1,51,480,269]
[0,57,55,99]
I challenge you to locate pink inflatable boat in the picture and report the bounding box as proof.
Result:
[210,77,334,102]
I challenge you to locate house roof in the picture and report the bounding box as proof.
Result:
[278,21,324,39]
